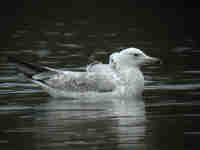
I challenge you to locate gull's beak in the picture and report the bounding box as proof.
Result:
[144,56,162,65]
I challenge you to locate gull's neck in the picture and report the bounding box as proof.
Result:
[117,66,144,97]
[118,66,143,81]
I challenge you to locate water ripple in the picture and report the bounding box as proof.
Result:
[56,42,84,49]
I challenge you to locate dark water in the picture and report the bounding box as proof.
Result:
[0,7,198,150]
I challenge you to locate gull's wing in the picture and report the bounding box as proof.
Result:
[9,56,119,96]
[34,71,117,93]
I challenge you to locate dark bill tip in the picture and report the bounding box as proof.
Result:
[154,58,162,65]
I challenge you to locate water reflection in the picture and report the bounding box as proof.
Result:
[0,97,146,150]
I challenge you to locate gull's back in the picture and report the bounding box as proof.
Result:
[87,52,120,73]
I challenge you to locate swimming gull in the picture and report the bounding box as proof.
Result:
[9,48,160,99]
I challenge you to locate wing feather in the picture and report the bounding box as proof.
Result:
[44,71,117,92]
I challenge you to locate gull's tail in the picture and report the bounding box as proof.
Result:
[8,56,49,79]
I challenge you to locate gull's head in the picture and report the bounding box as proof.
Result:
[115,47,160,69]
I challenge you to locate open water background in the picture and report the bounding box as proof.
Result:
[0,3,199,150]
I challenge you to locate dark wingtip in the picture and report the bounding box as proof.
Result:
[8,56,49,78]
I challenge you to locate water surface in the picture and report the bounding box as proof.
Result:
[0,14,196,150]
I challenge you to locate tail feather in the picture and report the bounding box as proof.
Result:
[8,56,49,79]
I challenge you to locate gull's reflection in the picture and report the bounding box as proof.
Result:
[33,97,146,149]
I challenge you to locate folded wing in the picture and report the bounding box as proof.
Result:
[34,71,117,93]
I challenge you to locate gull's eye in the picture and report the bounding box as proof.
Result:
[133,53,140,57]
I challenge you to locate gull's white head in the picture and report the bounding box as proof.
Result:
[111,47,160,69]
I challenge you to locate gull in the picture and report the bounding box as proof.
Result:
[9,48,160,99]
